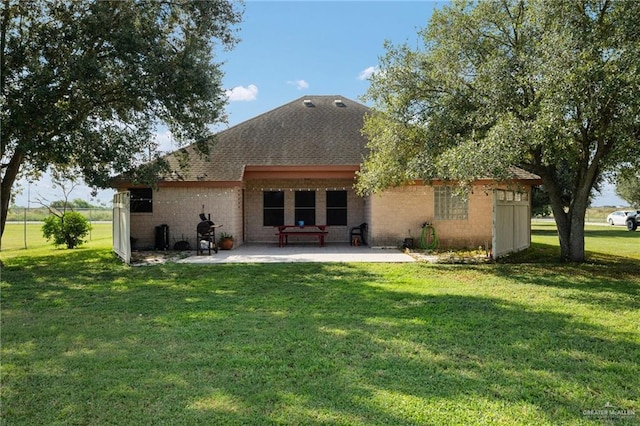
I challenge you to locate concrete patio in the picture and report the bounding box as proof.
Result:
[177,243,416,264]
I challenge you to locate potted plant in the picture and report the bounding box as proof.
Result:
[218,232,234,250]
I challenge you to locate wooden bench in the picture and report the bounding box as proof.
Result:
[275,225,328,247]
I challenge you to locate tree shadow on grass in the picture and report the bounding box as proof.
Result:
[494,243,640,315]
[535,226,640,239]
[2,260,639,424]
[583,227,640,239]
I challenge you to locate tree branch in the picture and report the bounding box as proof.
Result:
[0,0,8,97]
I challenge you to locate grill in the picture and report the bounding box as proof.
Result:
[196,213,221,255]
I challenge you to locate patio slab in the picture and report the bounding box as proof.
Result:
[177,243,415,264]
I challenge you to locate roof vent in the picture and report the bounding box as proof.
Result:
[334,99,345,107]
[303,99,314,107]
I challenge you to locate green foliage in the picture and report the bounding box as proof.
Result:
[0,0,243,236]
[359,0,640,262]
[50,198,94,209]
[41,211,92,249]
[531,187,551,217]
[218,232,234,241]
[616,171,640,207]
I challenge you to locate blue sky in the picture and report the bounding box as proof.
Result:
[216,1,442,128]
[13,1,626,207]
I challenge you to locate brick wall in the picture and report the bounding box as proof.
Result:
[127,182,531,251]
[129,186,243,249]
[244,179,364,243]
[368,184,498,249]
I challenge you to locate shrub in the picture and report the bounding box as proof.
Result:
[42,212,92,249]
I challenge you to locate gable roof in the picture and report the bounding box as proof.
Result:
[114,94,540,188]
[164,95,371,182]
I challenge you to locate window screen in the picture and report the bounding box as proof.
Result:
[263,191,284,226]
[326,191,347,226]
[129,188,153,213]
[295,191,316,225]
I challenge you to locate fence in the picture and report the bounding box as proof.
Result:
[7,207,112,223]
[4,207,112,250]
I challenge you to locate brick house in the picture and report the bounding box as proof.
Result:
[112,95,540,257]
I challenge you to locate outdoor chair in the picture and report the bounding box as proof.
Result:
[350,222,367,246]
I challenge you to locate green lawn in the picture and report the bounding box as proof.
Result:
[526,221,640,262]
[1,221,112,252]
[1,224,638,425]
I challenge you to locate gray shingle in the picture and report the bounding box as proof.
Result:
[156,95,540,184]
[163,95,370,182]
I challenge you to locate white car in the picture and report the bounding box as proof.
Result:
[606,210,639,226]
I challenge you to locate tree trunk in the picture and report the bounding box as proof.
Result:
[568,210,586,263]
[1,152,24,241]
[566,182,592,263]
[542,172,589,263]
[548,196,572,262]
[548,202,587,263]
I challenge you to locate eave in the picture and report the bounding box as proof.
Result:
[242,165,359,180]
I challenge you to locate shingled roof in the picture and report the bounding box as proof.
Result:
[116,94,540,187]
[163,95,371,182]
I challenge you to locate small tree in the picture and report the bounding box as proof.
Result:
[615,171,640,207]
[36,177,92,248]
[42,211,91,249]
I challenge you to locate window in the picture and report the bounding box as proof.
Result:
[497,189,528,203]
[129,188,153,213]
[434,186,468,220]
[263,191,284,226]
[295,191,316,225]
[326,191,347,226]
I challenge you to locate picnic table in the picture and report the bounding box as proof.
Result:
[275,225,328,247]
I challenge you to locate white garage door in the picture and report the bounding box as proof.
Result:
[492,190,531,258]
[112,191,131,264]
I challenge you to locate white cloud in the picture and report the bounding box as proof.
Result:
[287,79,309,90]
[154,129,175,152]
[226,84,258,101]
[358,66,379,81]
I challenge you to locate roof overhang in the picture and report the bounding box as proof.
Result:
[243,165,359,180]
[157,180,242,188]
[408,177,543,187]
[112,180,242,190]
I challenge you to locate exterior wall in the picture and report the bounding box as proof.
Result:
[125,180,532,251]
[244,179,364,244]
[129,186,243,249]
[367,184,496,249]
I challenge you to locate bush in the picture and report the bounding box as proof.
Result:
[42,212,92,249]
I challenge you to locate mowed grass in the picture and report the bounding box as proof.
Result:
[1,221,112,252]
[1,223,638,425]
[525,221,640,262]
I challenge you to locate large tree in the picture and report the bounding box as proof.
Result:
[358,0,640,262]
[0,0,242,238]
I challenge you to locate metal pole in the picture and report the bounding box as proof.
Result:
[24,181,31,249]
[23,207,27,249]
